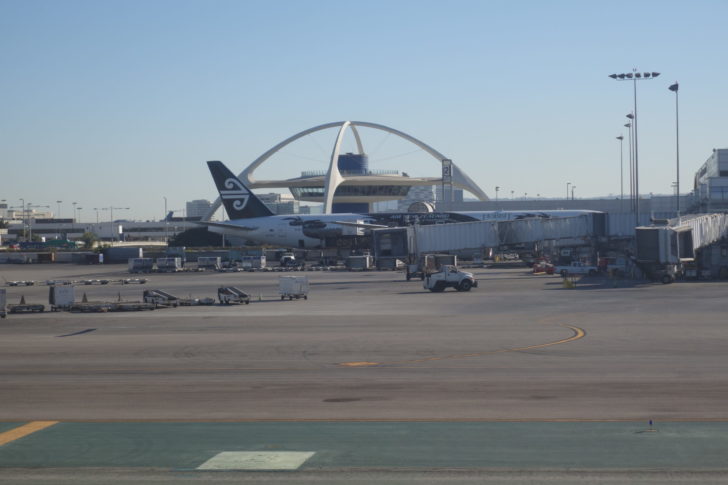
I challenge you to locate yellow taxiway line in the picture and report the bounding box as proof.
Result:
[0,421,58,446]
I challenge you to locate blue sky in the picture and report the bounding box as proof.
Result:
[2,0,727,220]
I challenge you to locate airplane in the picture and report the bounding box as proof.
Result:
[204,160,601,249]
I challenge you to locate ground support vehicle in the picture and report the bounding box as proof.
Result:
[218,287,251,305]
[406,254,457,281]
[143,289,179,307]
[279,276,309,300]
[554,261,598,277]
[280,253,298,267]
[423,265,477,292]
[532,260,555,275]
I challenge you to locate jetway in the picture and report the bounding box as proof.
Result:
[372,213,607,259]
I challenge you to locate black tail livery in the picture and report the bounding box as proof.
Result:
[207,161,274,219]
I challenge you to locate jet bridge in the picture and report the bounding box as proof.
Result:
[372,213,606,259]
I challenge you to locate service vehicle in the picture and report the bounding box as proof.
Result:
[406,254,457,281]
[423,265,477,292]
[0,289,6,318]
[532,260,555,275]
[554,261,598,277]
[279,276,309,300]
[279,252,300,268]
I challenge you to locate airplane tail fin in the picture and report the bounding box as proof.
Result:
[207,161,274,219]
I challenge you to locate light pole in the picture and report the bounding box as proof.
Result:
[571,186,576,200]
[26,204,49,242]
[669,81,680,216]
[56,200,62,220]
[624,121,634,210]
[566,182,571,200]
[510,190,514,200]
[616,135,624,211]
[72,202,77,235]
[163,196,169,243]
[101,207,130,241]
[19,198,25,240]
[93,208,100,224]
[494,186,500,203]
[609,69,660,227]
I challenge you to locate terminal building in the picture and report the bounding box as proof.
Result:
[693,148,728,212]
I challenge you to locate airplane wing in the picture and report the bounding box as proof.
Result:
[332,221,390,230]
[196,221,258,232]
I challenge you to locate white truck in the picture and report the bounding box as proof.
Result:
[279,276,309,300]
[423,265,478,292]
[554,261,598,277]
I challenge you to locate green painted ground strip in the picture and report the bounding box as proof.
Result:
[0,422,727,470]
[0,423,26,434]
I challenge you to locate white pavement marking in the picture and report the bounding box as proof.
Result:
[196,451,316,471]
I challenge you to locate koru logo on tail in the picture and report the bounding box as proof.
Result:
[221,177,249,210]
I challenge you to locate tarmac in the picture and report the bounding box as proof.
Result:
[1,263,728,483]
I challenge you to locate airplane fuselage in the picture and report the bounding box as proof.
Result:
[207,210,601,249]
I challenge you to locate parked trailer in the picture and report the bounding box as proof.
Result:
[279,276,309,300]
[156,257,182,273]
[0,289,6,318]
[128,258,154,273]
[218,287,251,305]
[8,303,45,314]
[197,256,221,271]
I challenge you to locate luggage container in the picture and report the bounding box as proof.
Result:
[278,276,309,300]
[128,258,154,273]
[49,285,75,311]
[197,256,221,271]
[156,257,182,273]
[240,255,266,269]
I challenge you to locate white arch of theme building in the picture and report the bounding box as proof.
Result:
[203,121,488,220]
